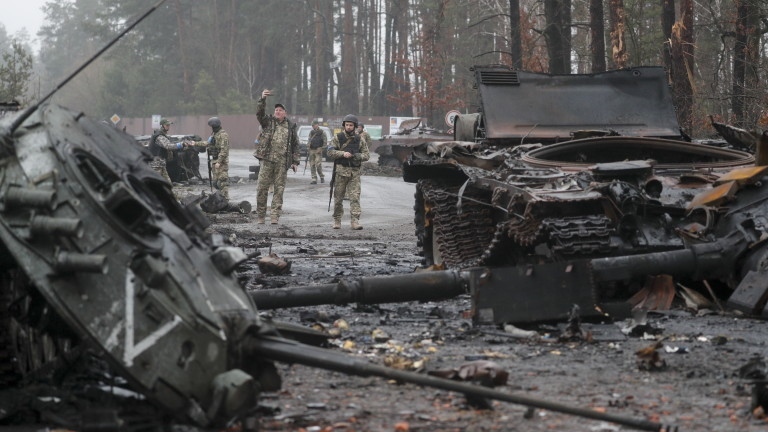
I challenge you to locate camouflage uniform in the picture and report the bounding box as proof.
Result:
[149,127,183,186]
[357,128,372,145]
[308,126,327,183]
[254,97,300,221]
[193,128,230,199]
[328,130,369,225]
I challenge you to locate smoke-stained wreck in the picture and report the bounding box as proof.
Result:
[401,65,768,323]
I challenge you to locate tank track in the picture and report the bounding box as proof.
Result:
[415,180,495,268]
[542,215,615,256]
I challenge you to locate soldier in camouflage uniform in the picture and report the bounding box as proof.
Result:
[356,123,371,145]
[328,114,369,230]
[189,117,230,199]
[253,89,300,224]
[308,120,326,184]
[149,118,186,196]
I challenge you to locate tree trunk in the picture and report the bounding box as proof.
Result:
[509,0,523,69]
[589,0,606,72]
[669,0,694,134]
[738,0,761,127]
[339,0,357,114]
[544,0,572,74]
[608,0,628,68]
[660,0,675,72]
[171,0,191,98]
[368,0,381,116]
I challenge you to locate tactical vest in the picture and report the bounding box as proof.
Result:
[207,134,219,159]
[336,132,361,167]
[149,132,168,159]
[309,129,324,149]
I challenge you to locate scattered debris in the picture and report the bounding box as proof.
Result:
[258,253,292,275]
[635,339,667,371]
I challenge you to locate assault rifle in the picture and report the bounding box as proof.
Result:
[328,160,336,211]
[206,136,215,192]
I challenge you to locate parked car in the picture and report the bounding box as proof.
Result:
[297,125,333,158]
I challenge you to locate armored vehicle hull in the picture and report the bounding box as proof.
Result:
[403,66,764,304]
[0,103,282,426]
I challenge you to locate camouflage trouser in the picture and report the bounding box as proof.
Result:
[333,169,362,221]
[213,163,229,200]
[149,158,172,184]
[149,158,182,200]
[309,147,324,181]
[256,159,289,218]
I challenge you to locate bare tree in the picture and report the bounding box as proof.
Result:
[544,0,572,73]
[589,0,606,72]
[608,0,629,68]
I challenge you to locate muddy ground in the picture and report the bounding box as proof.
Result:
[3,151,768,432]
[183,152,768,432]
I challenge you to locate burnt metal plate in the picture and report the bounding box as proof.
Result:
[469,261,600,325]
[475,66,682,141]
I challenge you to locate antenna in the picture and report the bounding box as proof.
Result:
[8,0,168,134]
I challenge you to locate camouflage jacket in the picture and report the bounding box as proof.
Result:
[149,129,181,161]
[328,130,369,175]
[193,128,229,166]
[254,97,300,168]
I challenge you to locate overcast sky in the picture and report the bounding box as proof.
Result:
[1,0,47,49]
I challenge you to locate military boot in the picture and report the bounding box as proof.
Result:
[351,219,363,230]
[271,215,279,224]
[333,219,341,229]
[257,216,266,224]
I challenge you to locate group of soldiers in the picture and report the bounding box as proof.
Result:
[147,89,370,230]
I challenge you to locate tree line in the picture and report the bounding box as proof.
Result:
[2,0,766,138]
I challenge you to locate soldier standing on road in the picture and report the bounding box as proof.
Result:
[254,89,300,225]
[188,117,230,199]
[308,120,326,184]
[356,123,371,144]
[149,118,187,197]
[328,114,369,230]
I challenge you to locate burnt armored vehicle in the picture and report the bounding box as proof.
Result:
[404,65,754,269]
[396,65,768,320]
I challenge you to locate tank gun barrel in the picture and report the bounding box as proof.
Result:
[251,270,467,309]
[590,229,754,283]
[246,335,675,432]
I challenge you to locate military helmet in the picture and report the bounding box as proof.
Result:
[312,119,319,125]
[358,123,365,128]
[160,118,173,126]
[207,117,221,128]
[342,114,358,127]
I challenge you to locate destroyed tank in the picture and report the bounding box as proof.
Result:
[403,65,757,275]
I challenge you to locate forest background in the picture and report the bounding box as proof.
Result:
[0,0,766,139]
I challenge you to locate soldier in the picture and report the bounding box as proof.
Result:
[188,117,230,199]
[253,89,300,224]
[328,114,369,230]
[149,118,186,194]
[308,120,326,184]
[356,123,371,144]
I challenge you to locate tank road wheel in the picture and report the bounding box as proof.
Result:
[414,181,441,268]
